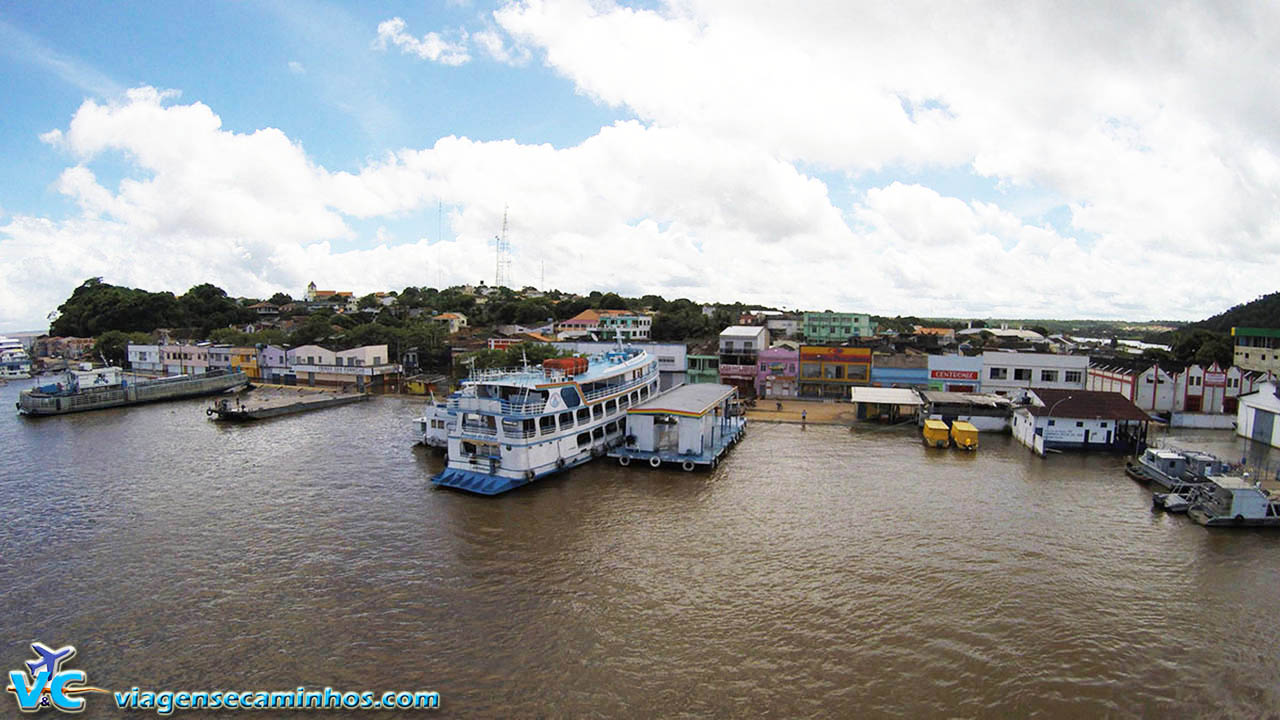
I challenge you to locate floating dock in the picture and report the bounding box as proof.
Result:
[208,388,368,421]
[608,383,745,471]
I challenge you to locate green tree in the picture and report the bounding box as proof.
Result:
[268,292,293,306]
[179,283,253,338]
[92,330,151,366]
[50,278,183,336]
[596,292,629,310]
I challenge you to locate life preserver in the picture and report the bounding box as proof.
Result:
[648,456,661,468]
[681,461,696,472]
[618,456,631,466]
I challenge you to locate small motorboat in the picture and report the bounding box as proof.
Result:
[1153,492,1190,513]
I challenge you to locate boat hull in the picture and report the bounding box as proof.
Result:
[18,372,248,416]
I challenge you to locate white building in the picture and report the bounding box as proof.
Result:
[718,325,769,396]
[1011,388,1152,456]
[765,316,801,338]
[1236,381,1280,449]
[927,355,983,392]
[981,351,1088,395]
[126,344,163,373]
[1088,361,1269,419]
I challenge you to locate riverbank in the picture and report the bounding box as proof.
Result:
[745,398,858,426]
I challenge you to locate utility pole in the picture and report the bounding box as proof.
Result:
[494,205,511,289]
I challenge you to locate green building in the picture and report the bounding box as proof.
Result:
[802,312,876,343]
[1232,327,1280,374]
[686,354,720,384]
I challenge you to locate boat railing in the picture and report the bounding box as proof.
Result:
[499,399,547,416]
[582,371,653,403]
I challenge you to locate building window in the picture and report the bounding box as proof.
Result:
[1064,371,1082,383]
[989,367,1008,380]
[1013,368,1031,381]
[1040,370,1058,382]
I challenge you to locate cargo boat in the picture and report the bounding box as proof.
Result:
[18,366,248,416]
[1187,475,1280,527]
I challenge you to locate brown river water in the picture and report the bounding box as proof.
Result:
[3,378,1279,718]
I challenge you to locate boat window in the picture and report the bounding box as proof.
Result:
[619,395,630,410]
[577,408,591,423]
[502,419,521,436]
[593,404,604,419]
[1047,420,1055,426]
[592,427,604,440]
[560,387,581,408]
[539,415,556,435]
[1076,421,1084,427]
[605,399,617,415]
[640,386,648,400]
[559,412,574,430]
[577,432,591,447]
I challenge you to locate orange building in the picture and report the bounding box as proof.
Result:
[799,346,872,399]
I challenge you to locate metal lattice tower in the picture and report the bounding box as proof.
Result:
[494,206,512,289]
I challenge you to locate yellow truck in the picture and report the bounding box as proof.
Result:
[950,420,979,451]
[922,419,951,448]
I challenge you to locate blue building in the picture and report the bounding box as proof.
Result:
[870,354,930,388]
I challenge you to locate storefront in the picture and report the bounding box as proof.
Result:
[798,346,871,399]
[927,355,983,392]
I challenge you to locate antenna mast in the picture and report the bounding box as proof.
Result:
[494,205,511,289]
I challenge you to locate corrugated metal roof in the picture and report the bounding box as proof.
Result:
[850,387,923,405]
[630,384,737,416]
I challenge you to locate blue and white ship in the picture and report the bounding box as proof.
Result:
[432,344,659,495]
[0,336,32,379]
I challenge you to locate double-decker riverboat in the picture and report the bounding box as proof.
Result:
[431,345,659,495]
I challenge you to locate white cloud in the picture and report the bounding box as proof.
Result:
[490,0,1280,299]
[373,17,470,66]
[288,60,305,75]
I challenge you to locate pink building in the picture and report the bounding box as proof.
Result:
[756,347,799,398]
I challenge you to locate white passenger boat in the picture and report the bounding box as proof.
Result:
[431,344,659,495]
[0,336,32,379]
[414,393,454,450]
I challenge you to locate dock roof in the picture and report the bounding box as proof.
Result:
[630,383,737,417]
[1026,388,1151,421]
[850,387,923,405]
[920,391,1012,408]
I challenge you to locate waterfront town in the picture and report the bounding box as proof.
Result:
[7,279,1280,459]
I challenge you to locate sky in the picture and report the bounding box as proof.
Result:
[2,0,1279,331]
